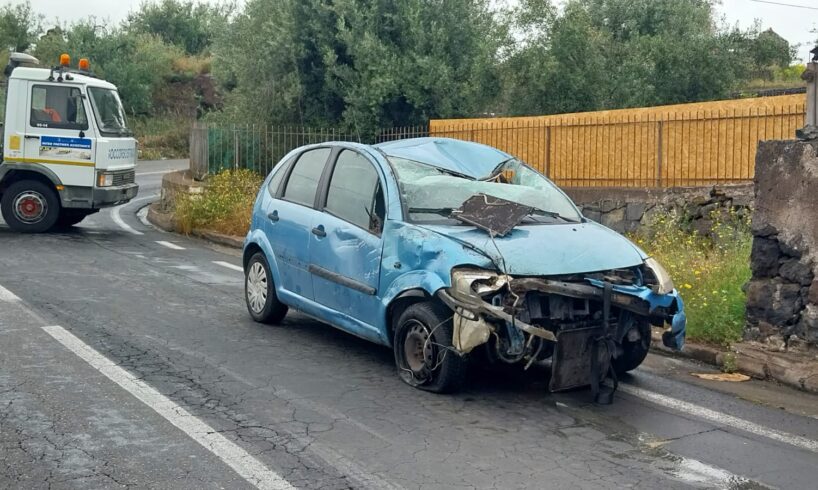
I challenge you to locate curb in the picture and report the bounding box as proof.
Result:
[650,330,818,394]
[146,203,244,249]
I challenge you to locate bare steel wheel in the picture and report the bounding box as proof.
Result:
[393,301,467,393]
[403,320,434,374]
[1,179,60,233]
[244,252,288,324]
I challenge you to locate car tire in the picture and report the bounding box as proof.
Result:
[1,179,60,233]
[54,210,91,229]
[613,336,650,375]
[394,301,467,393]
[244,252,288,324]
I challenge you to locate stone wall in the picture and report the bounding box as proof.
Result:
[745,140,818,348]
[564,184,754,235]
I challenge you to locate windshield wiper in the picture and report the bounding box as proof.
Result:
[408,207,454,217]
[530,208,581,223]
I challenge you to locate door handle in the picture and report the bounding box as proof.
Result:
[311,225,326,238]
[24,135,39,140]
[267,210,279,222]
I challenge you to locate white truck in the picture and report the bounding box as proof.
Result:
[0,53,138,232]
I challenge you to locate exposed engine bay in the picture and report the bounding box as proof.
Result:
[438,265,686,401]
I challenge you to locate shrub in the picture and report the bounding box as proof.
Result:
[174,169,262,236]
[632,207,752,346]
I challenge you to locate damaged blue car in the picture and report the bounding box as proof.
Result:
[243,138,686,397]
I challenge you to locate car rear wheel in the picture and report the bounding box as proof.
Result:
[245,252,288,324]
[1,179,60,233]
[393,301,467,393]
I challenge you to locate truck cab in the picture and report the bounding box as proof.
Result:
[0,53,138,232]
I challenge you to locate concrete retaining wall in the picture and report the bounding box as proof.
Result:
[565,184,754,235]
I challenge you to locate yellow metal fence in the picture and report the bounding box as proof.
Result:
[430,95,806,187]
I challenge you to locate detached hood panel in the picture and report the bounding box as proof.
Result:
[420,221,647,276]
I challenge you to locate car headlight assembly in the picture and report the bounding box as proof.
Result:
[644,257,674,295]
[450,268,506,303]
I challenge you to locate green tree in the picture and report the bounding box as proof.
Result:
[212,0,503,135]
[0,1,42,52]
[126,0,234,55]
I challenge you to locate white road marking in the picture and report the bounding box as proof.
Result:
[621,384,818,453]
[156,240,185,250]
[0,284,20,302]
[42,326,295,490]
[111,203,143,235]
[214,261,244,272]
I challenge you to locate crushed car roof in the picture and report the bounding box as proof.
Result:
[375,137,511,178]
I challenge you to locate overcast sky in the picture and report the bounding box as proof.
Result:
[25,0,818,62]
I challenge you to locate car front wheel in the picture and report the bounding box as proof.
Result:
[245,252,288,324]
[393,301,467,393]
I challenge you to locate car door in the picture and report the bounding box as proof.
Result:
[264,147,331,300]
[24,82,96,187]
[309,149,387,331]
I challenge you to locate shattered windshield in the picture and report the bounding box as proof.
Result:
[88,87,132,136]
[389,156,582,224]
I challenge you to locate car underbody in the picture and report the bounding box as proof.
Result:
[438,267,686,398]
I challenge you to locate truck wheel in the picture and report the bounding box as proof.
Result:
[1,180,60,233]
[55,210,91,229]
[245,252,288,324]
[394,301,467,393]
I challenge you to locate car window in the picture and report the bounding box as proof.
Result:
[325,150,385,234]
[30,85,88,130]
[267,156,294,196]
[282,148,330,206]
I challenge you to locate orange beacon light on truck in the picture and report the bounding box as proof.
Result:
[59,53,70,66]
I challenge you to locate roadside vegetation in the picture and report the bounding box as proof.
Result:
[174,169,262,236]
[632,209,753,346]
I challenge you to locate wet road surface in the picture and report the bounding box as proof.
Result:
[2,159,818,489]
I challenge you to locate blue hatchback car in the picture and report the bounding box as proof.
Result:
[243,138,686,395]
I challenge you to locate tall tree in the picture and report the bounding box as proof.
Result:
[126,0,234,55]
[212,0,503,134]
[0,1,42,52]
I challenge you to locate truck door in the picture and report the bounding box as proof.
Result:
[23,82,96,187]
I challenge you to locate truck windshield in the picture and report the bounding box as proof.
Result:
[87,87,132,136]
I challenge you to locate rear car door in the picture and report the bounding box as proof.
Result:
[309,149,386,330]
[264,147,331,300]
[23,82,96,187]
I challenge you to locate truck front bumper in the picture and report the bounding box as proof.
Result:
[61,183,139,209]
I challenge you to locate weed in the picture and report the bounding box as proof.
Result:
[632,206,752,346]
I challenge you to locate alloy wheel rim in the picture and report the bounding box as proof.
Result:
[246,262,268,314]
[13,191,48,224]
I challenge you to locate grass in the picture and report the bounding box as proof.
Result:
[631,208,752,346]
[132,116,192,160]
[174,169,262,236]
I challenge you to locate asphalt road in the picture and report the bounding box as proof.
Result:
[2,159,818,489]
